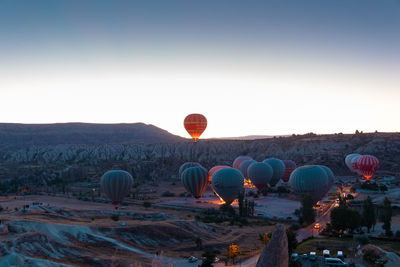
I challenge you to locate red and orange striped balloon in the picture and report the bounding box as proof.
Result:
[357,155,379,180]
[184,113,207,142]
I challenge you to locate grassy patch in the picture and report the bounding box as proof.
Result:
[294,237,354,257]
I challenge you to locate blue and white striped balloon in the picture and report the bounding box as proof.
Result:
[181,166,208,199]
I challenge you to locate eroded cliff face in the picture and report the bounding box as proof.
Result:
[256,224,288,267]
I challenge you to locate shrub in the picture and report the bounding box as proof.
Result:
[354,234,370,245]
[110,214,120,221]
[161,191,175,197]
[143,202,152,208]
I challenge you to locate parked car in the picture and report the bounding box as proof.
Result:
[337,251,344,259]
[291,253,299,260]
[301,253,308,260]
[314,223,320,230]
[323,249,330,258]
[325,257,347,266]
[309,251,317,261]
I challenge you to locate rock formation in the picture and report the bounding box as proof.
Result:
[256,224,288,267]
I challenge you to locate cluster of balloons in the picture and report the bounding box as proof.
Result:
[100,170,133,205]
[179,161,244,204]
[232,156,296,189]
[289,165,334,202]
[345,154,379,180]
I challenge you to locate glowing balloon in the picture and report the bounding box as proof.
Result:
[184,113,207,142]
[179,162,201,178]
[282,160,296,183]
[263,158,285,186]
[232,156,253,170]
[239,159,257,179]
[247,162,273,190]
[289,165,329,202]
[212,168,244,205]
[181,166,208,199]
[101,170,133,205]
[357,155,379,180]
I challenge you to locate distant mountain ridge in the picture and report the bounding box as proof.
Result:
[0,123,184,146]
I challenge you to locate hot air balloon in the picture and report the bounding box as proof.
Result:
[247,162,273,190]
[181,166,209,199]
[232,156,253,170]
[179,162,201,178]
[350,155,363,176]
[101,170,133,205]
[282,160,296,183]
[289,165,329,202]
[211,168,244,205]
[263,158,285,186]
[318,165,335,189]
[239,159,257,179]
[208,165,230,183]
[357,155,379,180]
[345,154,359,173]
[184,113,207,142]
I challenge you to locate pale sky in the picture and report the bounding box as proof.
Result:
[1,0,399,138]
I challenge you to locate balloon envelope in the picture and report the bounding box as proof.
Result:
[212,168,244,205]
[239,159,257,179]
[345,154,360,172]
[208,165,230,183]
[357,155,379,180]
[263,158,285,186]
[179,162,201,178]
[317,165,335,189]
[101,170,133,205]
[184,113,207,142]
[181,166,208,199]
[350,155,363,175]
[232,156,253,170]
[289,165,329,202]
[247,162,273,190]
[282,160,296,182]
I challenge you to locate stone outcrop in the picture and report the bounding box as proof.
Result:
[256,224,288,267]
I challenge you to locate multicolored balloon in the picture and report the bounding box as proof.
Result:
[289,165,329,202]
[357,155,379,180]
[184,113,207,142]
[239,159,257,179]
[179,162,201,178]
[181,166,208,199]
[232,156,253,170]
[247,162,273,190]
[212,168,244,205]
[101,170,133,205]
[282,160,296,183]
[263,158,285,186]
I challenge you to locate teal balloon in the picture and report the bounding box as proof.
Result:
[179,162,201,178]
[317,165,334,189]
[247,162,273,190]
[212,168,244,205]
[289,165,329,202]
[100,170,133,205]
[263,158,285,186]
[181,166,208,199]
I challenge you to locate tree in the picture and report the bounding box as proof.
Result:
[195,237,203,249]
[299,194,315,225]
[287,228,298,255]
[258,233,270,245]
[362,196,376,233]
[331,206,361,233]
[380,197,393,236]
[228,244,241,264]
[201,250,218,267]
[238,190,244,217]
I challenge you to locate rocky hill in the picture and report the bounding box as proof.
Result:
[0,123,183,146]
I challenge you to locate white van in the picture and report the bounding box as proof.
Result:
[337,251,344,259]
[323,250,330,258]
[309,251,316,261]
[325,257,347,266]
